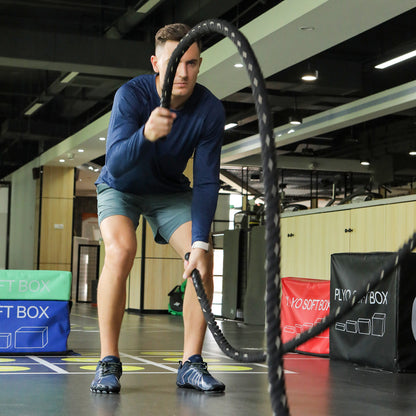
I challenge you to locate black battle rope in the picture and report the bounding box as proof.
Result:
[161,18,287,416]
[160,19,416,416]
[184,252,267,363]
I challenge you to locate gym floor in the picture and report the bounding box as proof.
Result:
[1,303,416,416]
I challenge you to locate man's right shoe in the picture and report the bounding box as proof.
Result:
[90,356,123,394]
[177,354,225,392]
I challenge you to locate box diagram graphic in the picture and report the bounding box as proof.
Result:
[336,313,386,337]
[372,313,386,337]
[0,333,12,349]
[15,326,48,349]
[357,318,371,335]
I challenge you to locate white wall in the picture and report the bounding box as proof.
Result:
[0,185,9,269]
[5,162,38,269]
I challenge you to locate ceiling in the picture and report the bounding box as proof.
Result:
[1,0,416,206]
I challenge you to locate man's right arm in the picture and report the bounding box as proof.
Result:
[105,85,148,178]
[105,85,177,178]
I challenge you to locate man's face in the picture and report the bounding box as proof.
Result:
[151,40,202,106]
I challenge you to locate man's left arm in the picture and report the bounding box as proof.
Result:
[183,100,225,279]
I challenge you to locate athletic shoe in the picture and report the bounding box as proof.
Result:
[90,356,123,394]
[176,354,225,392]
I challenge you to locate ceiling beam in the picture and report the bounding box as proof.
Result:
[169,0,241,26]
[0,27,153,77]
[105,0,170,39]
[4,0,416,178]
[224,155,373,174]
[198,0,416,99]
[221,80,416,164]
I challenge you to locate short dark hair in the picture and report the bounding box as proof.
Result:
[155,23,202,52]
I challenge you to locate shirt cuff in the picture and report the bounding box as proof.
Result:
[192,241,210,252]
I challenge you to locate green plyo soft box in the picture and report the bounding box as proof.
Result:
[0,270,72,301]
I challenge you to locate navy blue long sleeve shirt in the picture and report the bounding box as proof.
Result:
[96,74,225,244]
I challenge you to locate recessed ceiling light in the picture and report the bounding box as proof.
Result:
[409,151,416,156]
[78,149,84,152]
[299,26,315,31]
[99,137,106,141]
[59,159,65,163]
[234,63,244,68]
[360,160,370,166]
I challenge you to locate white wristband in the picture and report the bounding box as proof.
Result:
[192,241,210,251]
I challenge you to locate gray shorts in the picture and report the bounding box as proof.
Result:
[96,183,192,244]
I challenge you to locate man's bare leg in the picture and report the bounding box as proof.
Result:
[97,215,137,359]
[168,221,214,362]
[169,221,224,392]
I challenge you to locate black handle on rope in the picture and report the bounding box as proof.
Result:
[184,252,266,363]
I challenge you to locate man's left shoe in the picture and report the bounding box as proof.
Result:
[176,354,225,392]
[90,356,123,394]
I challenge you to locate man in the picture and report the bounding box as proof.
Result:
[90,23,225,394]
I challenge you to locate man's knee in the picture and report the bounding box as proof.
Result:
[105,242,136,268]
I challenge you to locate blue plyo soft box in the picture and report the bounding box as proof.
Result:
[0,300,70,353]
[0,270,72,354]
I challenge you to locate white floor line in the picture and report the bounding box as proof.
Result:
[120,352,177,373]
[202,350,297,374]
[28,355,69,374]
[201,350,234,359]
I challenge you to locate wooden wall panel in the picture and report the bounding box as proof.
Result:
[135,217,143,257]
[128,258,142,310]
[99,240,105,277]
[184,158,193,187]
[39,263,71,271]
[385,201,416,252]
[281,199,416,281]
[41,166,74,198]
[39,198,73,264]
[350,205,386,252]
[308,210,350,279]
[38,166,74,270]
[143,258,184,310]
[145,222,181,259]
